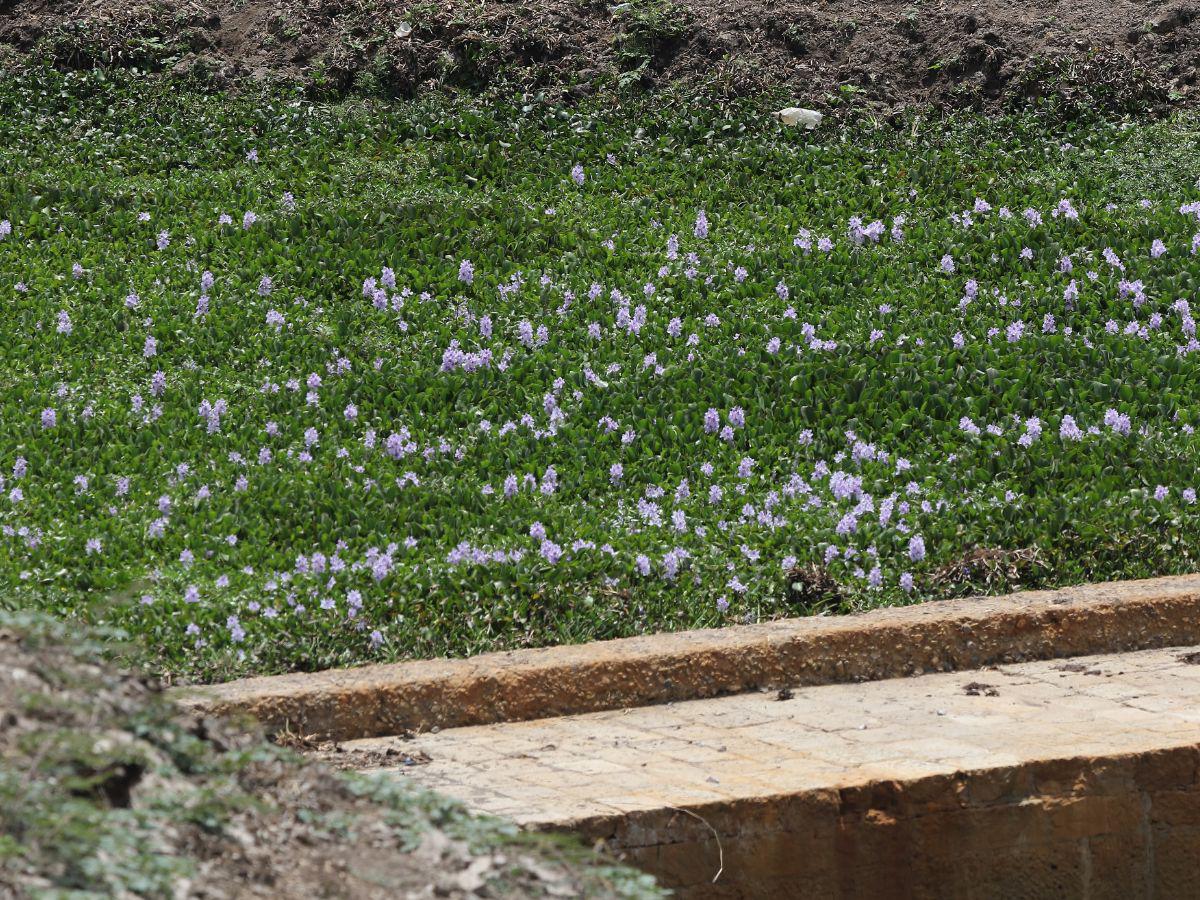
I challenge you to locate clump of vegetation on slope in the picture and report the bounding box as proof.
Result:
[0,609,663,897]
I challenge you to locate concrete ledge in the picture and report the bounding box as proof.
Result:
[356,644,1200,897]
[177,574,1200,741]
[360,645,1200,897]
[576,745,1200,898]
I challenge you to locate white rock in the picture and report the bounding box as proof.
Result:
[777,107,823,129]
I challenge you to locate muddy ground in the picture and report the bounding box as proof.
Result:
[1,0,1199,109]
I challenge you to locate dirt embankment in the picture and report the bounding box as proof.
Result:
[0,614,661,898]
[1,0,1199,109]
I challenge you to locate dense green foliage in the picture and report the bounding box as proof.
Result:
[2,70,1200,680]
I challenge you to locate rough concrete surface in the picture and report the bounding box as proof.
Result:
[182,574,1200,741]
[356,645,1200,899]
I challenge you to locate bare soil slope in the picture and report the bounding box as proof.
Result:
[1,0,1199,107]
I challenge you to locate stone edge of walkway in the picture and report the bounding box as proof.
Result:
[176,574,1200,741]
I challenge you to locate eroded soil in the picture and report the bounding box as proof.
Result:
[2,0,1199,108]
[0,615,659,897]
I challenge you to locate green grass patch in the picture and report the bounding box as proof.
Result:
[1,69,1200,680]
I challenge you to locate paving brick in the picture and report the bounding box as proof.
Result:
[1085,832,1152,899]
[1150,786,1200,826]
[1150,825,1200,896]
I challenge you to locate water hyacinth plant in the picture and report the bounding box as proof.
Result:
[3,71,1200,680]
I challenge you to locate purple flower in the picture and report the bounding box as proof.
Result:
[458,258,474,284]
[1018,417,1042,447]
[908,534,925,562]
[1104,408,1132,436]
[570,164,585,185]
[1054,198,1079,220]
[694,210,709,239]
[41,408,56,429]
[899,572,914,592]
